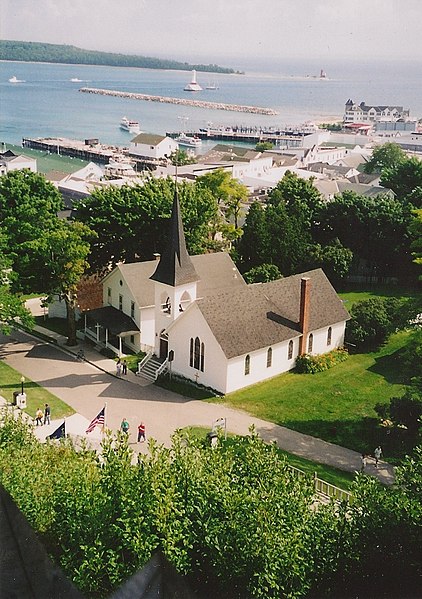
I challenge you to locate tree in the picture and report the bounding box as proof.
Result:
[196,168,231,205]
[33,220,94,345]
[0,169,64,291]
[168,149,196,166]
[243,263,281,284]
[346,297,408,348]
[74,178,217,271]
[238,201,269,270]
[255,141,273,151]
[389,389,422,436]
[0,286,34,333]
[267,170,323,228]
[363,142,407,174]
[307,239,353,282]
[409,208,422,273]
[381,157,422,205]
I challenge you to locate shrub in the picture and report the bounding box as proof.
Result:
[295,348,349,374]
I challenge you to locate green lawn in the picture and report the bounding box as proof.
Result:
[339,285,422,309]
[0,361,74,420]
[185,426,355,490]
[3,143,89,174]
[209,331,414,460]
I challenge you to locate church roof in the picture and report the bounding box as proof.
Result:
[195,269,350,359]
[116,253,245,308]
[150,189,200,287]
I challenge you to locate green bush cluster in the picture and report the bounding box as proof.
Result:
[295,348,349,374]
[0,410,421,599]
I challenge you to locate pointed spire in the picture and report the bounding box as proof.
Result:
[150,184,199,287]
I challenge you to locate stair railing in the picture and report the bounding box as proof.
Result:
[136,351,153,375]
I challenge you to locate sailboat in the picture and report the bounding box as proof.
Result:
[205,80,219,90]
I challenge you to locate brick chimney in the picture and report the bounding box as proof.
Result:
[299,277,311,355]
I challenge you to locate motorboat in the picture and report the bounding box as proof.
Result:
[205,81,219,90]
[70,78,83,82]
[176,133,202,148]
[184,70,203,92]
[120,117,141,134]
[9,75,25,83]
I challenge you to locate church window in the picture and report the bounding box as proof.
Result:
[131,301,135,319]
[288,340,293,360]
[245,354,250,375]
[190,337,204,372]
[308,333,313,353]
[327,327,332,346]
[119,294,123,311]
[267,347,272,368]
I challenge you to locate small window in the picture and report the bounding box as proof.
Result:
[130,335,134,344]
[119,294,123,311]
[189,338,194,367]
[288,340,293,360]
[194,337,201,370]
[327,327,332,346]
[119,279,123,286]
[245,354,250,375]
[131,301,135,319]
[267,347,272,368]
[308,333,313,353]
[107,287,111,305]
[200,342,205,372]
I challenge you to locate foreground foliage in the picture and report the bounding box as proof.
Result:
[0,413,420,599]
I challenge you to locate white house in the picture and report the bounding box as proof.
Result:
[0,150,37,175]
[343,100,410,124]
[129,133,178,160]
[83,189,349,394]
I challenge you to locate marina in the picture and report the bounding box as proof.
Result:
[79,87,278,116]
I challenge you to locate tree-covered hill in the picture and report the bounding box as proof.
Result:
[0,40,242,74]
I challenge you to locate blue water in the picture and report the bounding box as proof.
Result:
[1,59,421,147]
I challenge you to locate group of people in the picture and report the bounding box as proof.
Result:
[361,445,382,471]
[35,403,51,426]
[116,359,128,377]
[120,418,146,443]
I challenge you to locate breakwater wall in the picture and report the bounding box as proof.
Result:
[79,87,278,116]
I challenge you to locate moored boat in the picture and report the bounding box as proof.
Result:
[9,75,25,83]
[176,133,202,147]
[120,117,140,133]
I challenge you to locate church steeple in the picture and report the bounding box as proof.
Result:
[150,186,199,287]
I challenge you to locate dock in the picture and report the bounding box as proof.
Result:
[79,87,278,116]
[166,126,314,147]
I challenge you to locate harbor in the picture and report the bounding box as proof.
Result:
[79,87,278,116]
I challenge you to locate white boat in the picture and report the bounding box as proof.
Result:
[205,81,219,90]
[176,133,202,148]
[9,75,25,83]
[120,117,141,134]
[70,78,83,82]
[184,70,203,92]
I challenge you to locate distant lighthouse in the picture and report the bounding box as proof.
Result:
[184,70,203,91]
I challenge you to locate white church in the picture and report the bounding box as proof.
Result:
[83,190,349,394]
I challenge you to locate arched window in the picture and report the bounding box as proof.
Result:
[288,340,294,360]
[308,333,313,353]
[194,337,201,370]
[245,354,250,375]
[190,337,205,372]
[267,347,272,368]
[327,327,332,346]
[189,338,194,367]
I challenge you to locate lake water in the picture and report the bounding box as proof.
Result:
[1,59,421,148]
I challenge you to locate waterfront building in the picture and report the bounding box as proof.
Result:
[129,133,178,160]
[343,100,410,125]
[0,150,37,174]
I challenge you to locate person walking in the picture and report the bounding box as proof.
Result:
[122,359,128,376]
[120,418,129,435]
[35,407,43,426]
[44,403,51,425]
[116,359,122,377]
[374,446,382,468]
[360,453,367,472]
[137,421,146,443]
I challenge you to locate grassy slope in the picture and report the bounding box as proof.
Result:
[210,331,411,457]
[0,361,74,419]
[4,143,88,174]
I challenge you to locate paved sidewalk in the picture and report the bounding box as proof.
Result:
[2,323,396,486]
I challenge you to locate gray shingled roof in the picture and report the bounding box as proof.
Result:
[117,253,246,308]
[131,133,166,145]
[196,269,349,359]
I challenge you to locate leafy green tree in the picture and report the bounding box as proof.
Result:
[238,201,269,270]
[75,178,217,271]
[32,220,94,345]
[381,157,422,205]
[168,149,196,166]
[243,263,282,283]
[346,297,408,348]
[267,170,323,229]
[307,239,353,282]
[388,389,422,436]
[196,168,232,205]
[0,169,63,291]
[409,208,422,272]
[255,141,274,151]
[363,142,407,174]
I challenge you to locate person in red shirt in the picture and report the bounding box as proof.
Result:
[137,421,146,442]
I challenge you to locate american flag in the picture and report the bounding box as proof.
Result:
[86,407,105,434]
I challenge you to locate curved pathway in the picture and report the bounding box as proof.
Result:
[0,328,395,485]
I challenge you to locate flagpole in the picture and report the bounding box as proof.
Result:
[103,402,107,436]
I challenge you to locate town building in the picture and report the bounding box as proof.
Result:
[129,133,178,160]
[82,189,349,394]
[0,150,37,175]
[343,100,410,125]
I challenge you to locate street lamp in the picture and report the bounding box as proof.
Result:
[20,376,25,395]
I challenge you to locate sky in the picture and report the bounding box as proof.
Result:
[1,0,422,69]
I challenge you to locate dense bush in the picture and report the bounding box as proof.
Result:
[346,297,410,348]
[295,348,349,374]
[0,410,421,599]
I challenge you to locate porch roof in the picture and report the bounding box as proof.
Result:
[84,306,139,336]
